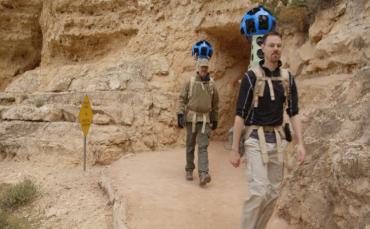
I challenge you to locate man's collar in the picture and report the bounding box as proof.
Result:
[259,59,282,76]
[196,72,210,81]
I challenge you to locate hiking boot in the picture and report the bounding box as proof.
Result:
[186,171,193,181]
[199,172,211,186]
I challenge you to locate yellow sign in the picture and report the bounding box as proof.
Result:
[79,95,93,136]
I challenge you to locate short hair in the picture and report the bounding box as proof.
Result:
[262,31,282,44]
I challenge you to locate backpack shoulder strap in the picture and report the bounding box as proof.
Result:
[280,68,290,104]
[250,66,266,107]
[188,76,196,99]
[250,66,264,80]
[209,77,215,96]
[280,68,289,80]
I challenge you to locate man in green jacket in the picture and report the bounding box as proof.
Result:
[177,58,219,186]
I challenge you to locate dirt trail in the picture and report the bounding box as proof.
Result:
[106,141,246,229]
[0,141,246,229]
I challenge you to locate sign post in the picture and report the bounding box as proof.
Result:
[79,95,93,171]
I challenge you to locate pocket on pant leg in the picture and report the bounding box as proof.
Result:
[267,160,283,187]
[244,137,258,148]
[197,126,210,149]
[243,137,255,169]
[206,124,211,138]
[245,138,268,187]
[266,143,284,186]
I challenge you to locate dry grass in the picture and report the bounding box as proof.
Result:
[0,179,37,211]
[0,179,38,229]
[0,211,29,229]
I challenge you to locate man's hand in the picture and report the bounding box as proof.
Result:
[177,113,185,128]
[211,121,218,130]
[296,144,306,165]
[230,150,241,168]
[290,115,306,165]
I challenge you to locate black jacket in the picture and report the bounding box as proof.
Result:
[235,61,299,126]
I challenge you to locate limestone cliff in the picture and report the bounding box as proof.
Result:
[0,0,42,90]
[0,0,369,228]
[271,1,370,228]
[0,0,252,164]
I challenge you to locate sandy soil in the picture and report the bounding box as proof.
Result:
[105,141,246,229]
[0,141,247,229]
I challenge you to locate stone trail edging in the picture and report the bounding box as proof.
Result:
[98,175,128,229]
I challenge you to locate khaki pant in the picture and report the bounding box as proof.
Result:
[185,122,210,173]
[241,137,286,229]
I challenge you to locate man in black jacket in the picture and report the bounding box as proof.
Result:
[230,31,306,229]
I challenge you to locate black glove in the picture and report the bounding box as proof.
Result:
[211,121,218,130]
[177,113,185,128]
[284,123,292,142]
[209,112,217,130]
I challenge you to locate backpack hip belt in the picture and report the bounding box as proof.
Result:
[245,125,285,164]
[188,110,208,134]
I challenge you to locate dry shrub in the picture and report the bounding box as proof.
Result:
[0,179,38,229]
[0,179,37,211]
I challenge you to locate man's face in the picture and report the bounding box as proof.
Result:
[199,66,209,77]
[261,35,282,64]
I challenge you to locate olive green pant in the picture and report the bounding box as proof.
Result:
[185,122,210,173]
[241,137,285,229]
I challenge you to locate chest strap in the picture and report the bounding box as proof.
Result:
[251,66,290,108]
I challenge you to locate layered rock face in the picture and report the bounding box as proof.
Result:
[270,69,370,229]
[271,1,370,228]
[0,0,251,164]
[284,0,370,77]
[0,0,42,90]
[0,0,369,228]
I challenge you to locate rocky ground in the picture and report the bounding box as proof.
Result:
[0,157,112,228]
[1,0,370,228]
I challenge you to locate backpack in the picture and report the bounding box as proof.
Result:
[188,76,215,99]
[236,66,292,161]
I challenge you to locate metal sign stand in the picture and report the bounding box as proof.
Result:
[79,95,93,172]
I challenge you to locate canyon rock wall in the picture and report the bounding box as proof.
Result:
[0,1,369,228]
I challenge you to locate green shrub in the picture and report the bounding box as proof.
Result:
[0,179,37,211]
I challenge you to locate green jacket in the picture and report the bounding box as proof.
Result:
[178,74,219,123]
